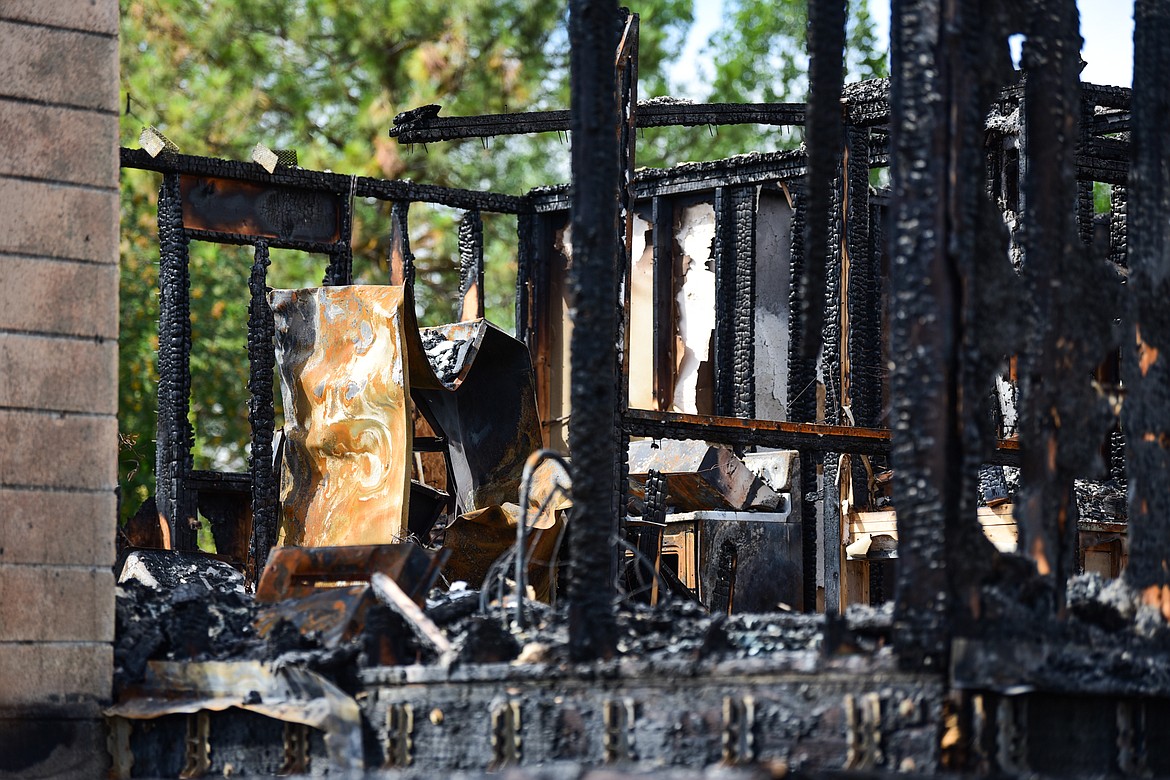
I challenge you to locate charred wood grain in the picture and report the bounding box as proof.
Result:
[389,201,415,288]
[458,210,484,320]
[566,0,621,660]
[247,242,277,582]
[1122,0,1170,593]
[713,186,757,418]
[1016,0,1118,608]
[156,173,196,551]
[799,0,846,362]
[651,197,675,411]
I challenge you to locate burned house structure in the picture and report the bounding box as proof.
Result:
[96,1,1170,777]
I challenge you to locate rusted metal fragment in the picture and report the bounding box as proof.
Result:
[411,319,543,514]
[254,543,445,604]
[253,584,373,648]
[179,175,341,243]
[106,660,363,770]
[442,503,566,602]
[627,439,781,512]
[269,286,412,547]
[1122,0,1170,595]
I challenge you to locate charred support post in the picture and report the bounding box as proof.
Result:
[651,196,674,411]
[566,0,621,660]
[389,201,415,287]
[787,191,820,612]
[324,192,354,286]
[799,0,846,361]
[714,185,757,418]
[458,210,485,321]
[1016,0,1086,605]
[1122,0,1170,598]
[156,173,197,550]
[247,242,278,581]
[888,0,960,666]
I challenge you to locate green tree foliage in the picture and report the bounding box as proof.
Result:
[117,0,884,518]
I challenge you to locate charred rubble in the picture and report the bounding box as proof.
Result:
[104,1,1170,776]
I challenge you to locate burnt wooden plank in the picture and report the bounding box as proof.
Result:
[179,175,341,244]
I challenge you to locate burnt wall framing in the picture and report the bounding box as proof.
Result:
[127,148,528,576]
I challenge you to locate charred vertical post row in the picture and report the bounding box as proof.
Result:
[458,210,485,321]
[566,0,620,661]
[156,173,197,550]
[787,191,820,612]
[1123,0,1170,596]
[651,196,675,411]
[713,186,757,418]
[389,201,416,287]
[799,0,846,362]
[247,242,277,581]
[1016,0,1089,607]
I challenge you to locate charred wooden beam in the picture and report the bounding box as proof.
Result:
[566,0,621,661]
[798,0,846,362]
[156,173,196,551]
[389,102,807,144]
[389,201,415,288]
[247,242,277,581]
[713,185,757,418]
[458,210,484,321]
[1122,0,1170,598]
[1016,0,1094,607]
[651,196,675,411]
[121,147,530,214]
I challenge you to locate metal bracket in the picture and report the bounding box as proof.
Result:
[105,716,134,780]
[278,722,310,775]
[384,702,415,768]
[603,698,638,763]
[844,692,883,770]
[722,695,756,765]
[179,711,211,779]
[490,700,522,768]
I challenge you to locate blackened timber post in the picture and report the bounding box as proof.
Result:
[651,196,674,412]
[156,173,197,550]
[324,192,354,285]
[247,242,277,581]
[713,185,757,419]
[799,0,846,362]
[1015,0,1085,607]
[458,210,484,321]
[566,0,620,661]
[389,201,415,287]
[1122,0,1170,601]
[787,190,819,612]
[888,0,959,666]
